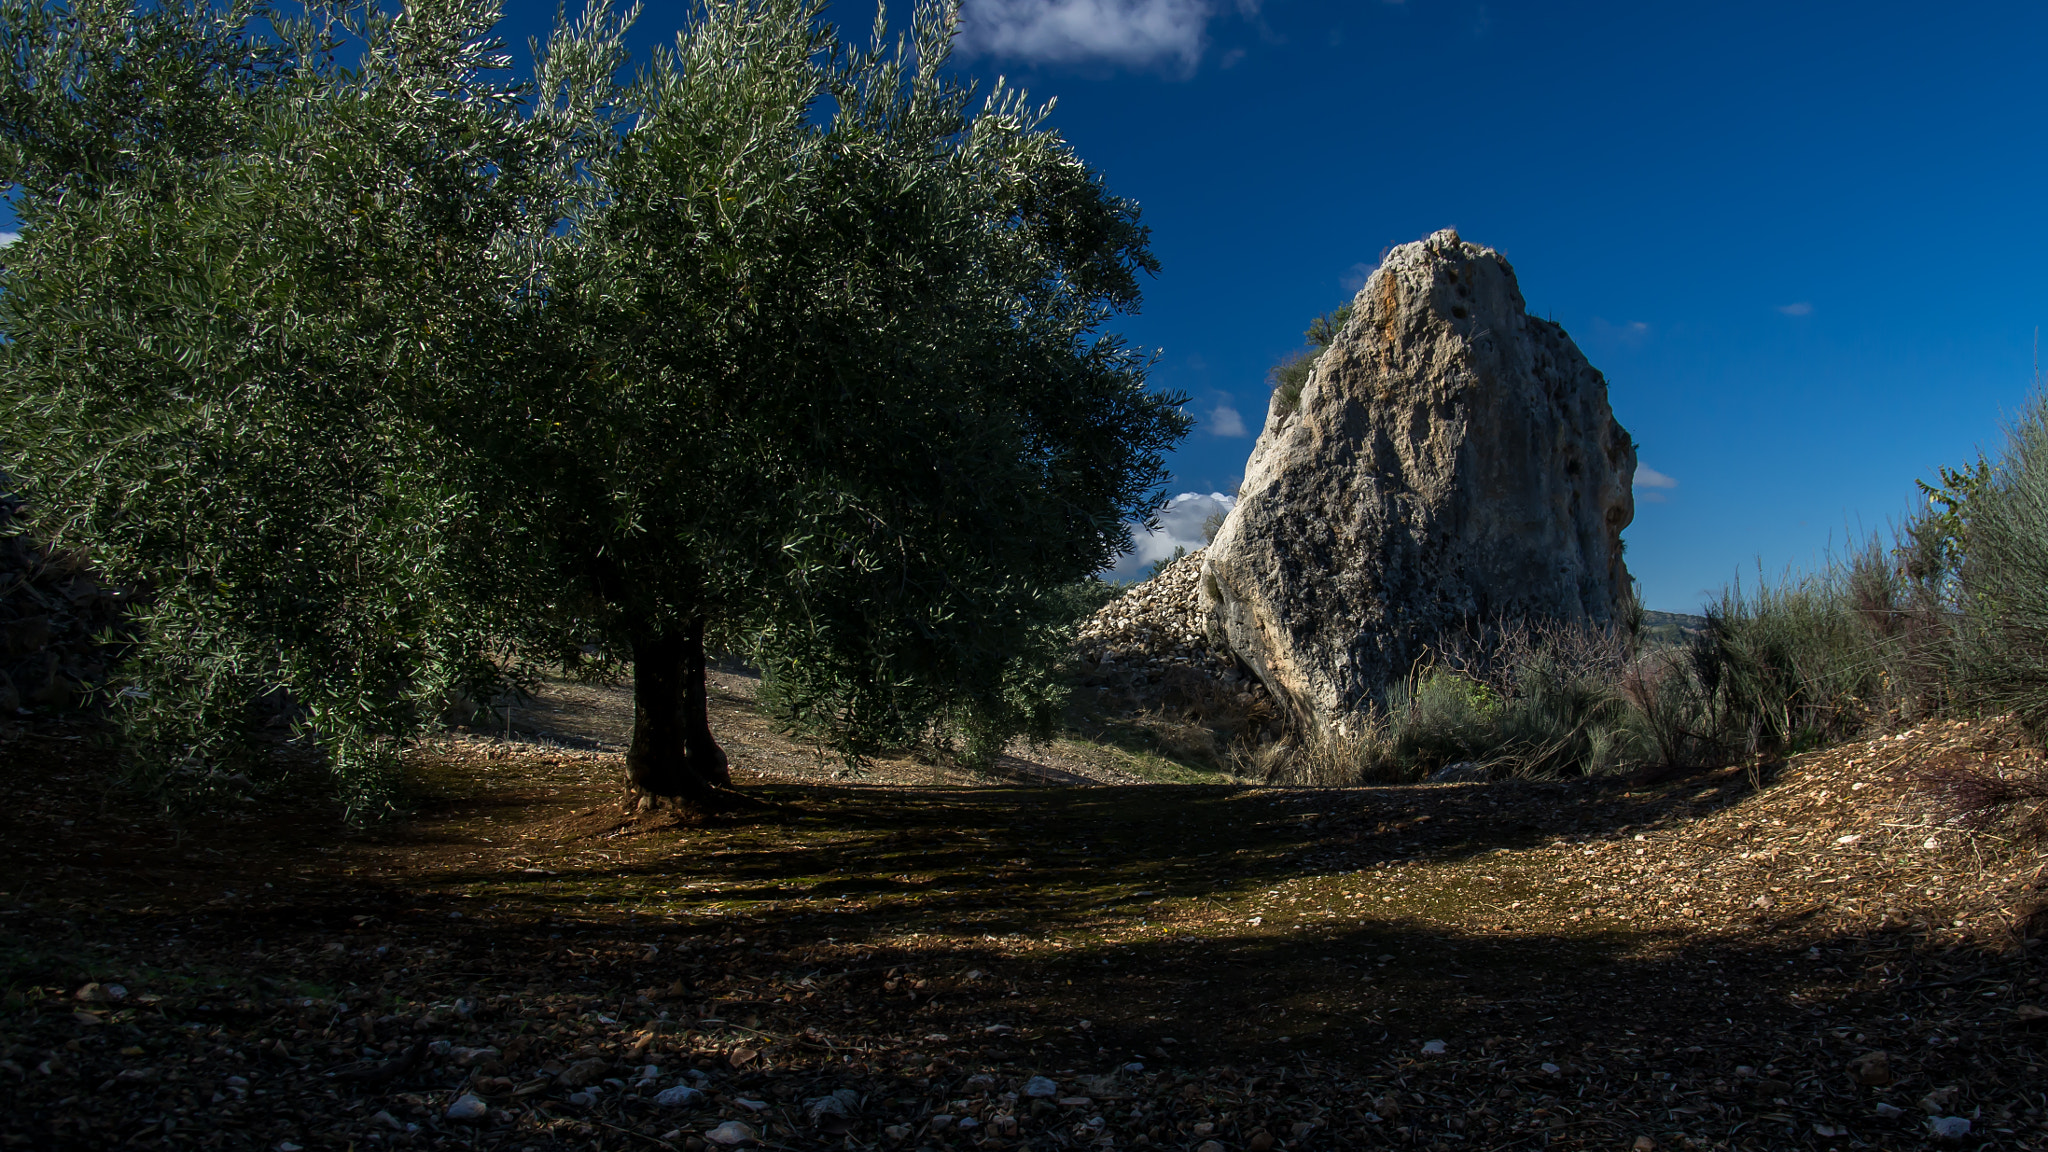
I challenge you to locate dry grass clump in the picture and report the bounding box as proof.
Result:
[1262,561,1955,788]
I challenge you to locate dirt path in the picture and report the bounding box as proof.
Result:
[0,714,2043,1151]
[503,671,1144,787]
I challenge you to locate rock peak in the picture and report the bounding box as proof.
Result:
[1202,231,1636,737]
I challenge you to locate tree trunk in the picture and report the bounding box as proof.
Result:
[627,619,730,802]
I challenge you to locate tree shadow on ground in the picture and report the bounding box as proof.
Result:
[3,731,2042,1151]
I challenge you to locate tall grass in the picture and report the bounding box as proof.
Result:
[1271,533,1965,786]
[1957,390,2048,737]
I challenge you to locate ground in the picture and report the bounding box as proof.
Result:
[2,680,2045,1151]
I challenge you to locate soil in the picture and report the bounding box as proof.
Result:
[1,703,2045,1151]
[499,671,1147,788]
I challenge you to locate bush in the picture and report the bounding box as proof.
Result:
[1264,553,1949,787]
[1689,562,1898,755]
[1956,392,2048,737]
[1266,303,1353,417]
[1047,578,1127,632]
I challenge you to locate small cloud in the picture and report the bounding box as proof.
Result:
[1777,301,1813,316]
[1108,491,1237,580]
[1206,398,1249,438]
[1468,3,1491,36]
[1635,465,1677,503]
[1591,317,1652,349]
[0,232,17,247]
[1341,260,1378,293]
[1218,46,1245,67]
[956,0,1217,71]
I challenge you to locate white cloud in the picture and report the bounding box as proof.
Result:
[0,232,17,248]
[1107,491,1235,580]
[1777,301,1813,316]
[1635,465,1677,503]
[956,0,1215,71]
[1591,317,1653,349]
[1341,260,1378,293]
[1206,398,1248,437]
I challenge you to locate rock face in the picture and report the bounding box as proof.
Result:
[1200,229,1636,736]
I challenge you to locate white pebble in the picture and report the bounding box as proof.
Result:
[704,1120,756,1145]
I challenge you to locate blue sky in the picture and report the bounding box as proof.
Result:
[13,0,2041,611]
[912,0,2048,608]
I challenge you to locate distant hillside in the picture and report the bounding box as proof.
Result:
[1640,608,1707,648]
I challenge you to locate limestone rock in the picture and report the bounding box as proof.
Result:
[1201,229,1635,736]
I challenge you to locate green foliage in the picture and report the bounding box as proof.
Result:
[0,0,546,814]
[1048,578,1126,630]
[1266,301,1352,416]
[1283,557,1948,785]
[1954,392,2048,736]
[1304,304,1352,349]
[1687,565,1899,753]
[1144,545,1186,582]
[0,0,1187,813]
[1361,622,1642,780]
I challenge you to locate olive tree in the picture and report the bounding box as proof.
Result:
[0,0,1185,814]
[0,0,586,813]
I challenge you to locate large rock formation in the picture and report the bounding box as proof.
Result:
[1200,229,1636,737]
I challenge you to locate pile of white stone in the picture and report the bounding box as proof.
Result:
[1074,549,1216,668]
[1072,551,1273,738]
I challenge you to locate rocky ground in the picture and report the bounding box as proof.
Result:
[492,668,1148,788]
[1,705,2045,1151]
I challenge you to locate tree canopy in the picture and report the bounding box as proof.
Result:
[0,0,1187,814]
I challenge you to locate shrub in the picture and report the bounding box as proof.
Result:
[1263,556,1948,787]
[1956,391,2048,737]
[1266,303,1353,417]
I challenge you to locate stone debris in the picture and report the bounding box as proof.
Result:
[1847,1050,1891,1085]
[804,1088,860,1127]
[553,1056,608,1088]
[654,1084,704,1108]
[704,1120,755,1145]
[1928,1115,1971,1140]
[1071,549,1278,745]
[444,1094,488,1122]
